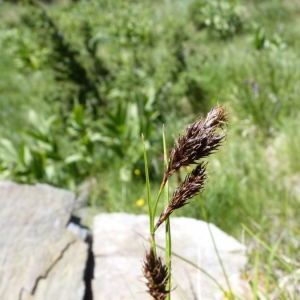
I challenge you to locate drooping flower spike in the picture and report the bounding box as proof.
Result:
[162,105,227,186]
[142,247,170,300]
[156,162,207,230]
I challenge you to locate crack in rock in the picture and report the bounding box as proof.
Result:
[32,239,77,295]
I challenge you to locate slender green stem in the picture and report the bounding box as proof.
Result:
[161,126,172,299]
[153,183,164,222]
[165,216,171,298]
[142,135,157,256]
[142,135,153,228]
[253,246,260,300]
[242,225,293,272]
[164,188,172,296]
[198,196,234,298]
[207,222,234,298]
[153,130,168,228]
[266,236,282,295]
[155,244,228,295]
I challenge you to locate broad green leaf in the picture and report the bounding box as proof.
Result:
[65,154,85,164]
[0,138,19,162]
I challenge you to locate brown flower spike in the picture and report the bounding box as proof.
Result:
[142,247,170,300]
[155,163,207,230]
[162,105,227,186]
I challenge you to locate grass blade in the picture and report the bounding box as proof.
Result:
[162,125,172,299]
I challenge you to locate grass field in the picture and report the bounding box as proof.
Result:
[1,0,300,297]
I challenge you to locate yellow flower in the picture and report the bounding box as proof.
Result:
[134,169,141,175]
[136,198,145,207]
[223,291,234,300]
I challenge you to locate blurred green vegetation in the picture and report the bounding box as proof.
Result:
[1,0,300,296]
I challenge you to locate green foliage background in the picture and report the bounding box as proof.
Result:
[1,0,300,296]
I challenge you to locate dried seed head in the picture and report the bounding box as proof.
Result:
[203,104,228,129]
[163,105,227,184]
[142,247,170,300]
[156,163,207,230]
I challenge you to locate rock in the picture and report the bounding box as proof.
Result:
[92,213,251,300]
[0,181,88,300]
[67,220,91,243]
[0,181,252,299]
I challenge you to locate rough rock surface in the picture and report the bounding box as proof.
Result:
[0,180,252,299]
[0,181,88,300]
[93,213,251,300]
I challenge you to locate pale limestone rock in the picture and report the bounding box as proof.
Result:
[0,181,88,300]
[92,213,251,300]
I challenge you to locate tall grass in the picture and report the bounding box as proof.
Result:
[142,106,228,299]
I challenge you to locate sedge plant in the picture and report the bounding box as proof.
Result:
[142,105,228,299]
